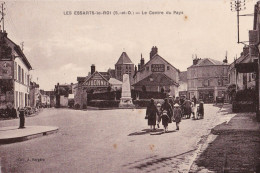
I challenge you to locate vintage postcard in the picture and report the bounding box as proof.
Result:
[0,0,260,172]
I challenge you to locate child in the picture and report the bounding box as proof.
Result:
[156,103,162,128]
[161,110,170,132]
[191,101,196,119]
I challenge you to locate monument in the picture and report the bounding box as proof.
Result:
[119,74,135,108]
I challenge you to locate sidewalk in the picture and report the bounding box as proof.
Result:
[189,108,260,173]
[0,126,59,144]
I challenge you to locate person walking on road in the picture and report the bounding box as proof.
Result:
[146,99,159,131]
[161,98,173,124]
[173,104,182,130]
[183,99,192,119]
[161,110,170,132]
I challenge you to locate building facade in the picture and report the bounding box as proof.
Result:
[0,31,32,111]
[179,71,188,97]
[187,57,229,103]
[228,46,258,91]
[133,47,180,96]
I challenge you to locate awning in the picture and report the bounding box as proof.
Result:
[235,62,258,73]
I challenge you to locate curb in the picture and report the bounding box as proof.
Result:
[0,128,58,145]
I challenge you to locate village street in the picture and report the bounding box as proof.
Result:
[0,104,235,173]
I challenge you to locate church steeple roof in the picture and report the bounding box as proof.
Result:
[115,52,133,65]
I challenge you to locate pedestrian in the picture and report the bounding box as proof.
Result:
[146,99,159,131]
[191,101,196,119]
[174,96,180,105]
[161,110,169,132]
[156,103,162,128]
[183,99,192,119]
[169,96,174,109]
[18,108,25,129]
[192,96,197,106]
[173,104,182,130]
[161,98,173,124]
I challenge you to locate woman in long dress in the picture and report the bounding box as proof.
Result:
[146,99,159,131]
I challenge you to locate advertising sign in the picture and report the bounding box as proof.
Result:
[151,64,165,72]
[0,61,13,79]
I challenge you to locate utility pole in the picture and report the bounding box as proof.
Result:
[0,2,5,32]
[230,0,247,44]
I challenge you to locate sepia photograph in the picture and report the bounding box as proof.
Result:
[0,0,260,172]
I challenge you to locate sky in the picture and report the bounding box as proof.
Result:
[4,0,259,90]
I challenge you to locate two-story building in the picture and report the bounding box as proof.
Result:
[133,46,180,96]
[0,31,32,111]
[187,57,229,103]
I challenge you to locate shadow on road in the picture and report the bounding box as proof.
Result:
[122,149,196,172]
[128,129,164,136]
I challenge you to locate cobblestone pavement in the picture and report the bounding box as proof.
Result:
[190,108,260,173]
[0,105,234,173]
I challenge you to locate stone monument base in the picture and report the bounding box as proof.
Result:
[119,97,135,108]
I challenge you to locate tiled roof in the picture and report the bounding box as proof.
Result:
[132,73,179,87]
[99,72,110,80]
[179,71,187,82]
[115,52,133,65]
[134,54,180,78]
[189,58,229,68]
[109,78,122,85]
[4,34,32,69]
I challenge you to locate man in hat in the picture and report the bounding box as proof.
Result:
[173,103,182,130]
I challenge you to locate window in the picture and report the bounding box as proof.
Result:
[167,66,170,70]
[15,91,18,108]
[14,62,17,80]
[27,75,30,86]
[18,65,21,82]
[146,66,149,71]
[22,69,24,84]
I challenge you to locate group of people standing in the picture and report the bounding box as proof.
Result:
[146,96,198,133]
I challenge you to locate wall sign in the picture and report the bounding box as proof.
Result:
[84,73,109,87]
[0,61,13,79]
[151,64,165,72]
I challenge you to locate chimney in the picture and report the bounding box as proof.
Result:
[135,65,137,73]
[140,54,145,68]
[223,51,228,63]
[91,64,95,75]
[138,63,141,70]
[193,56,199,65]
[150,46,158,59]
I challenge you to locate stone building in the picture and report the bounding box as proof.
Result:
[133,46,180,96]
[179,71,188,97]
[115,52,134,85]
[0,30,32,111]
[187,57,229,103]
[29,82,40,108]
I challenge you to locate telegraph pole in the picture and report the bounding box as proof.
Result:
[0,2,5,32]
[230,0,247,44]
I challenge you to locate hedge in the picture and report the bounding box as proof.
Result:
[88,100,120,108]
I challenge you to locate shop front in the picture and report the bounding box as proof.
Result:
[198,88,214,103]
